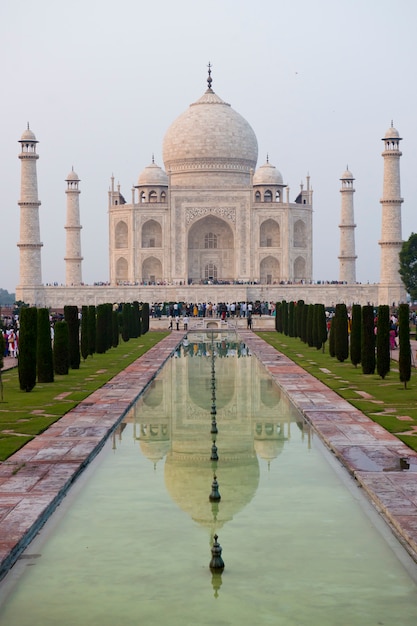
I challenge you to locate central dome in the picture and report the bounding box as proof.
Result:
[162,87,258,184]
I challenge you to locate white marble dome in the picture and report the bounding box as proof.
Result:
[137,161,168,186]
[162,88,258,177]
[253,161,283,185]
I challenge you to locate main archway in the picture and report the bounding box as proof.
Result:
[187,216,234,283]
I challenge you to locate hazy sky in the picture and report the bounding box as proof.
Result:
[1,0,416,293]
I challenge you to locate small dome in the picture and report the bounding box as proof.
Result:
[384,125,400,139]
[137,161,168,186]
[340,168,354,180]
[66,168,79,181]
[20,126,37,142]
[253,161,283,185]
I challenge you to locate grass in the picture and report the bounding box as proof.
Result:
[256,331,417,453]
[0,331,169,461]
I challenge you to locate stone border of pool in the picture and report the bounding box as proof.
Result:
[1,331,417,582]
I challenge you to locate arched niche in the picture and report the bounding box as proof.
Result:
[115,221,128,249]
[142,219,162,248]
[294,256,306,280]
[187,215,234,283]
[260,256,279,284]
[260,219,280,247]
[142,256,162,283]
[293,220,306,247]
[116,257,128,281]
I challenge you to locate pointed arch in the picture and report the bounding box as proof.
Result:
[142,256,162,283]
[115,221,128,249]
[187,215,234,283]
[142,219,162,248]
[116,257,128,281]
[293,220,306,247]
[294,256,306,280]
[260,256,279,284]
[260,219,280,247]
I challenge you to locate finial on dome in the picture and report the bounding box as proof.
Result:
[266,153,269,164]
[207,61,213,92]
[27,122,30,130]
[152,153,155,164]
[391,120,394,127]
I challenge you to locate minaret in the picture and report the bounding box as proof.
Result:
[379,124,404,297]
[64,168,83,286]
[17,125,43,287]
[338,167,357,283]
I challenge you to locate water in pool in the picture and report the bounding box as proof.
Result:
[0,335,417,625]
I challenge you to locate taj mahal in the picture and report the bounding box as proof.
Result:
[15,68,406,308]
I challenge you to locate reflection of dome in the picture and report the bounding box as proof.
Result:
[253,161,283,185]
[137,160,168,186]
[164,455,259,531]
[139,440,170,466]
[254,438,285,462]
[162,87,258,177]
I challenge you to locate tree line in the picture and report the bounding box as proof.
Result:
[275,300,412,388]
[15,302,149,393]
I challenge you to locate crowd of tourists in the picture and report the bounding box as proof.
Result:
[151,301,276,319]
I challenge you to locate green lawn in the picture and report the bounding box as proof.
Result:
[256,331,417,453]
[0,332,168,461]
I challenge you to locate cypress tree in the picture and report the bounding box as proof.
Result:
[306,304,314,347]
[96,304,107,354]
[112,310,120,348]
[398,303,411,389]
[329,316,336,357]
[132,301,141,338]
[376,305,390,379]
[37,308,54,383]
[312,304,319,348]
[275,302,282,333]
[141,302,149,334]
[80,305,89,360]
[88,305,96,356]
[296,300,304,339]
[105,303,113,350]
[361,305,376,374]
[53,321,69,375]
[282,300,289,336]
[18,307,38,392]
[335,303,349,362]
[350,304,362,367]
[288,301,295,337]
[64,305,80,369]
[316,303,328,351]
[122,303,131,342]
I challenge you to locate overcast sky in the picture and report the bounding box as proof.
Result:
[1,0,416,293]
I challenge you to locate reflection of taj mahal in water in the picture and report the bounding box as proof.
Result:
[16,67,405,307]
[121,338,307,533]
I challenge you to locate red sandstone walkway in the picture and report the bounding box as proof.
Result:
[1,330,417,582]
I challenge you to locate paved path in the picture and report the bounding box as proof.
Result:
[1,330,417,583]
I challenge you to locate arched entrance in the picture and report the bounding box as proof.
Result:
[187,216,234,283]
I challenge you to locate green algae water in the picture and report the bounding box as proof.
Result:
[1,336,417,626]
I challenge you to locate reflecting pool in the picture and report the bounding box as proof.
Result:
[1,335,417,625]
